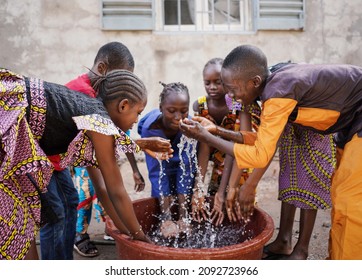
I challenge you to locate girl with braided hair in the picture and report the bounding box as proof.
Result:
[0,68,172,259]
[138,82,197,238]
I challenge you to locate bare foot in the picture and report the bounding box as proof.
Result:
[262,241,293,258]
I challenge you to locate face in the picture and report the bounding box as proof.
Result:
[220,67,258,105]
[160,91,189,132]
[110,97,147,132]
[203,64,226,100]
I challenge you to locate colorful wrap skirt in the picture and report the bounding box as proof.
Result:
[0,69,139,259]
[278,123,337,209]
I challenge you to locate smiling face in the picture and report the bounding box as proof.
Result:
[203,63,226,100]
[221,67,260,105]
[160,90,189,133]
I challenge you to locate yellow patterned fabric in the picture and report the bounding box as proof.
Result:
[0,69,52,259]
[0,69,140,259]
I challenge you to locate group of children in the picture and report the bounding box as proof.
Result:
[1,42,361,260]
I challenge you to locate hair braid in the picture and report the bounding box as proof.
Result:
[95,69,147,104]
[159,81,189,104]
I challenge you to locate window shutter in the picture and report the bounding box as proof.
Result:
[256,0,305,30]
[101,0,154,30]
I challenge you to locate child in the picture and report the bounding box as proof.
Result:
[138,82,196,237]
[191,58,260,225]
[64,42,145,258]
[180,44,362,260]
[191,62,337,259]
[0,68,171,259]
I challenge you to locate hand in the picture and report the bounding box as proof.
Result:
[179,118,208,142]
[236,183,256,222]
[226,185,239,223]
[160,220,179,238]
[191,189,208,223]
[192,116,217,134]
[133,171,145,192]
[210,191,225,226]
[176,219,191,235]
[135,137,172,152]
[144,149,173,161]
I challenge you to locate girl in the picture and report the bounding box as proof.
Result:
[0,68,171,259]
[138,82,196,237]
[191,58,260,225]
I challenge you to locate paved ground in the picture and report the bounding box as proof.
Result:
[37,154,331,260]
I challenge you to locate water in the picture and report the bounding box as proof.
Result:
[148,220,254,249]
[150,134,252,249]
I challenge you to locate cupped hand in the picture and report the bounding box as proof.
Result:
[192,116,217,134]
[179,118,208,142]
[136,137,172,152]
[144,149,173,161]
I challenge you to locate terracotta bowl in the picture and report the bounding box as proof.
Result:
[106,197,274,260]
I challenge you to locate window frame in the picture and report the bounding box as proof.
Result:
[100,0,305,33]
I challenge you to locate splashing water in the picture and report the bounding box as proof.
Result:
[150,135,252,248]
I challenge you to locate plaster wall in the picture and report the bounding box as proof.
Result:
[1,0,361,136]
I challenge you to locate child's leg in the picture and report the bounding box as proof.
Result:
[286,208,317,260]
[264,201,295,256]
[74,168,94,235]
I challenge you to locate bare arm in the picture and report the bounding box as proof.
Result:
[210,153,233,225]
[224,111,253,223]
[180,118,235,156]
[87,131,150,242]
[86,166,129,234]
[125,152,145,192]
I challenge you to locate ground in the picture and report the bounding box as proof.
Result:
[38,154,331,260]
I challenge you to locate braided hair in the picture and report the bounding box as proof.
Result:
[93,69,147,105]
[159,81,189,104]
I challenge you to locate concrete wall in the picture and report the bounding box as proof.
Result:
[1,0,361,136]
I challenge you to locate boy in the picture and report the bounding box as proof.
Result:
[180,44,362,260]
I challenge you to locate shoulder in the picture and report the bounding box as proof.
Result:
[192,96,207,112]
[65,73,95,97]
[138,109,161,135]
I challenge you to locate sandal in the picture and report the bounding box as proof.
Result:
[74,233,99,257]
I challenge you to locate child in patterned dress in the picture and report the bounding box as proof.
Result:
[0,68,172,259]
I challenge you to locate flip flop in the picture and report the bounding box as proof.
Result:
[262,246,289,260]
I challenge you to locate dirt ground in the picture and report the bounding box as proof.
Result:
[65,152,331,260]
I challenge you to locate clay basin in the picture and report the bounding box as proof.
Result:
[106,197,274,260]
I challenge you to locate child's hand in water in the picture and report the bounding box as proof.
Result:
[160,220,179,238]
[191,190,208,223]
[226,185,239,223]
[210,191,225,226]
[176,219,191,235]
